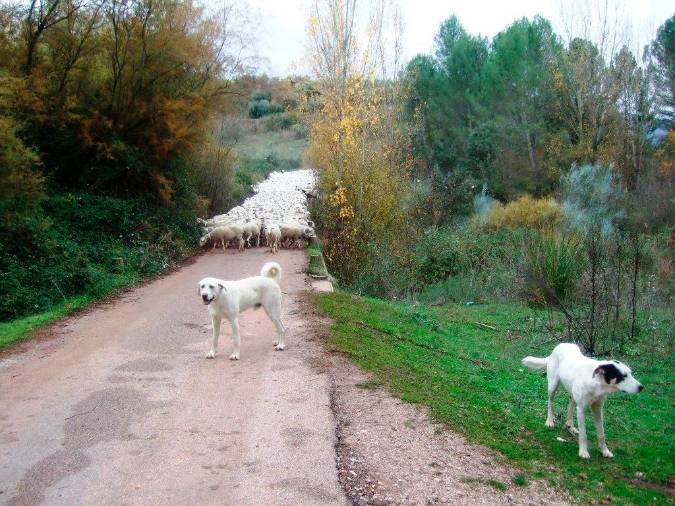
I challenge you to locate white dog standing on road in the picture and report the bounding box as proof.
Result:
[198,262,286,360]
[522,343,643,459]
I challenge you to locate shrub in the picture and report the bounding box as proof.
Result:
[0,115,44,218]
[190,142,237,214]
[0,192,200,321]
[262,112,299,131]
[291,122,310,139]
[248,100,284,118]
[250,90,272,102]
[307,76,412,285]
[522,231,585,306]
[486,195,562,231]
[407,168,477,227]
[561,163,625,235]
[412,225,511,285]
[348,239,419,299]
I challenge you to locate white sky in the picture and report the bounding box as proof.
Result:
[241,0,674,76]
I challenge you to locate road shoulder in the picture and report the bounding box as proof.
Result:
[301,293,569,506]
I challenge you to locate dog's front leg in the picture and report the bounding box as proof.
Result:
[566,399,578,434]
[576,403,590,458]
[229,317,241,360]
[206,315,221,358]
[591,400,613,458]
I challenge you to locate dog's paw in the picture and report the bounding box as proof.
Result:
[229,353,240,360]
[566,425,579,435]
[275,343,285,351]
[601,448,614,458]
[205,350,216,359]
[272,340,278,347]
[579,449,590,459]
[545,419,555,428]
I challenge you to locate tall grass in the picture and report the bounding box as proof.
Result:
[523,231,585,306]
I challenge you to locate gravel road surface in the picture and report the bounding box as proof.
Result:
[0,249,346,506]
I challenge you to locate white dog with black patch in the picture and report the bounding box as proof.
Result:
[198,262,285,360]
[522,343,643,459]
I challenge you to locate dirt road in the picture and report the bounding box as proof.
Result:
[0,249,346,505]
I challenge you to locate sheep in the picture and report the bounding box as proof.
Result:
[201,218,245,235]
[279,223,316,249]
[266,224,281,253]
[199,216,239,229]
[241,219,262,248]
[199,225,244,252]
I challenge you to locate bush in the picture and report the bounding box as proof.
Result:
[0,115,44,219]
[248,100,284,118]
[250,90,272,102]
[486,195,562,231]
[522,231,585,306]
[262,112,299,131]
[291,122,309,139]
[561,163,625,235]
[0,192,201,321]
[412,225,511,285]
[191,142,237,214]
[406,168,476,227]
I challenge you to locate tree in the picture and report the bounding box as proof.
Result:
[306,0,413,291]
[307,0,358,96]
[0,0,259,203]
[611,46,652,190]
[434,15,465,63]
[403,16,487,173]
[647,14,674,128]
[483,16,560,192]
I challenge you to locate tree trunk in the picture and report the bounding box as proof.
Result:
[630,233,640,342]
[588,234,597,354]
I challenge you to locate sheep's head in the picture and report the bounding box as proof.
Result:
[304,227,316,238]
[199,235,209,246]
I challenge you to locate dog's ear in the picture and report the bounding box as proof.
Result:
[218,282,225,292]
[593,363,625,384]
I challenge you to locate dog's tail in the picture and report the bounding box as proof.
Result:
[261,261,282,284]
[522,355,549,370]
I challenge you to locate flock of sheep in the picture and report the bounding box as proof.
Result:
[198,169,317,254]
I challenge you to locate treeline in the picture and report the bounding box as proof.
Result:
[0,0,247,320]
[306,4,673,354]
[403,14,673,227]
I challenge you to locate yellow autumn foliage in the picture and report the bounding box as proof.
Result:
[306,75,412,282]
[486,195,562,231]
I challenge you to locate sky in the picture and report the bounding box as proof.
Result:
[242,0,674,76]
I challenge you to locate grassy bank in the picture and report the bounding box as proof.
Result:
[227,128,308,204]
[0,294,93,348]
[313,291,674,504]
[0,192,200,348]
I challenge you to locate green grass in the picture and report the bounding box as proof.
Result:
[305,242,322,257]
[313,291,674,504]
[235,129,307,168]
[227,128,308,203]
[0,271,141,348]
[0,295,91,348]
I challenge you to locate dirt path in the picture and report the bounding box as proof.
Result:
[0,247,569,506]
[0,249,346,506]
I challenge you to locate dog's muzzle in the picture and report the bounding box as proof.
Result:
[201,295,212,305]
